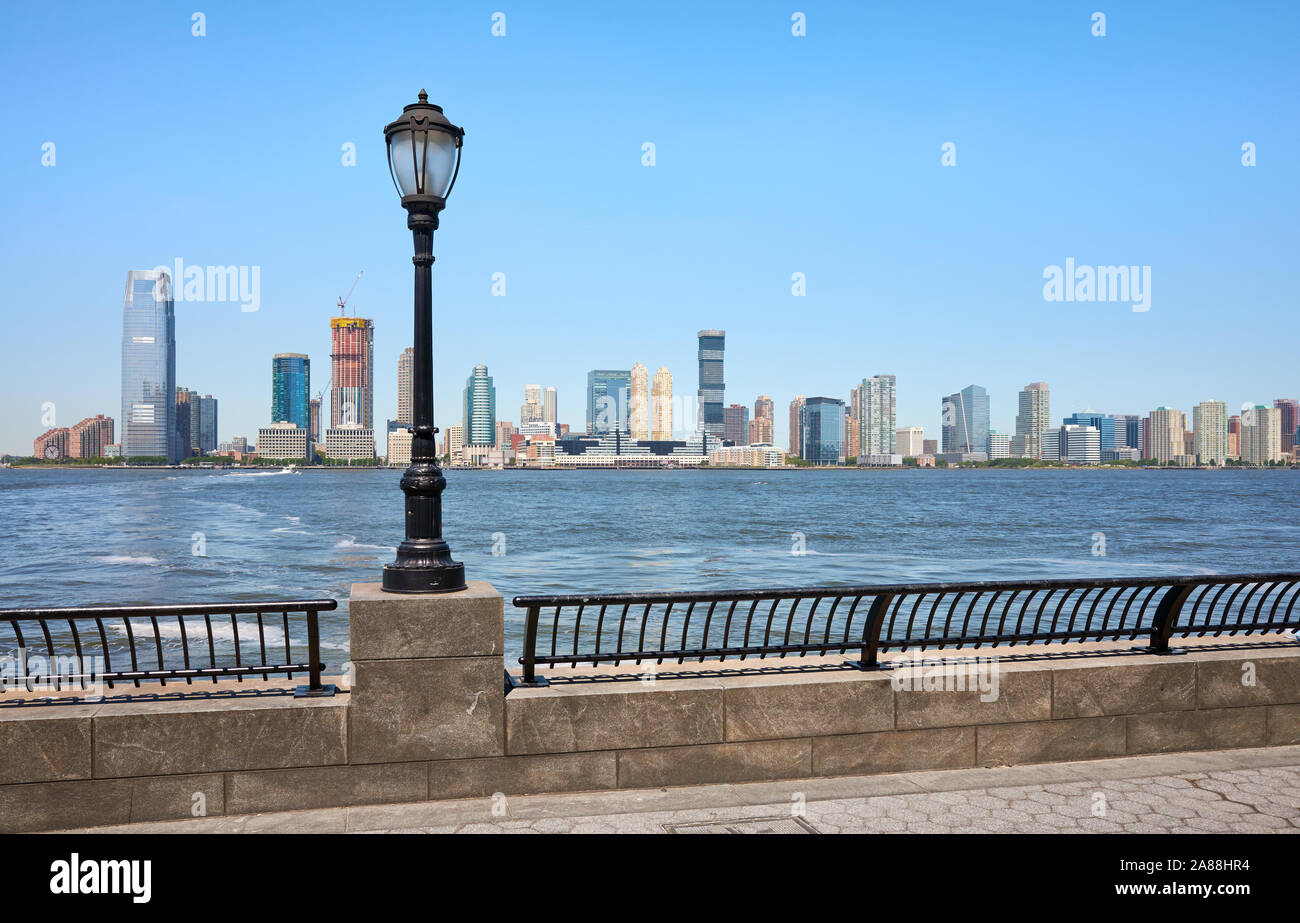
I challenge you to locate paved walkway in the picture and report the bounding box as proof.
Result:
[53,745,1300,834]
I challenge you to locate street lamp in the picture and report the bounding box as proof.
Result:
[381,90,467,594]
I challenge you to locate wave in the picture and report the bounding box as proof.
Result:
[213,469,300,480]
[999,557,1212,572]
[335,537,396,553]
[215,502,265,518]
[95,554,160,565]
[108,618,286,646]
[271,528,312,535]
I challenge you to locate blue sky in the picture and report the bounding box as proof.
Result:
[1,0,1297,454]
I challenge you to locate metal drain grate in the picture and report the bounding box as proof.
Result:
[663,815,819,834]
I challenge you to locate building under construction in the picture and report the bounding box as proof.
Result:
[330,316,374,429]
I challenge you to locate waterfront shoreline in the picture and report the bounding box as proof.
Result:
[5,463,1297,474]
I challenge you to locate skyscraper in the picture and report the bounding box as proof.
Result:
[586,369,631,435]
[802,397,845,465]
[175,387,193,460]
[397,347,414,426]
[1192,401,1228,465]
[1274,398,1299,454]
[188,395,201,455]
[1147,407,1186,463]
[521,384,543,425]
[630,363,650,440]
[463,363,497,446]
[723,404,749,445]
[788,396,806,456]
[1242,406,1283,465]
[198,395,217,454]
[1064,411,1115,452]
[543,386,557,424]
[272,353,311,429]
[121,270,177,462]
[748,395,774,444]
[942,385,990,456]
[1113,414,1144,455]
[330,316,374,429]
[697,330,725,438]
[1012,382,1050,459]
[651,368,673,439]
[852,374,897,456]
[309,397,321,445]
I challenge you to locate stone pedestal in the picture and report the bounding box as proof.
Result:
[348,581,505,764]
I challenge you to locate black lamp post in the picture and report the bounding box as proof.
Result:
[381,90,467,594]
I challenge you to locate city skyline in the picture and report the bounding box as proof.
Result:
[33,305,1295,460]
[4,4,1299,454]
[20,289,1300,467]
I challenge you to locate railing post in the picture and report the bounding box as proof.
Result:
[295,608,336,697]
[1145,583,1195,654]
[515,604,548,687]
[852,593,894,670]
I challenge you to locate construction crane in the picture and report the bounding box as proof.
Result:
[312,271,364,421]
[337,270,363,316]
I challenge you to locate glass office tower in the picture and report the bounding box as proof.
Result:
[272,353,311,428]
[198,395,218,454]
[121,270,177,462]
[802,397,846,465]
[586,369,631,435]
[697,329,725,439]
[942,384,990,455]
[1064,411,1116,452]
[463,363,497,446]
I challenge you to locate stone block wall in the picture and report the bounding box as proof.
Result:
[2,580,1297,831]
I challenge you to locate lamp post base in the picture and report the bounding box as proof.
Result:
[382,540,466,594]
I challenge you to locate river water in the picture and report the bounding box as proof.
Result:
[1,467,1296,664]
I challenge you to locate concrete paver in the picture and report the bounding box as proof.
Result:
[47,744,1300,835]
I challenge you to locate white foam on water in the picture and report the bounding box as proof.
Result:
[95,554,160,565]
[335,537,396,553]
[109,617,287,646]
[216,501,265,518]
[1005,557,1208,572]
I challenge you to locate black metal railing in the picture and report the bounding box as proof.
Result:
[514,574,1300,684]
[0,599,338,698]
